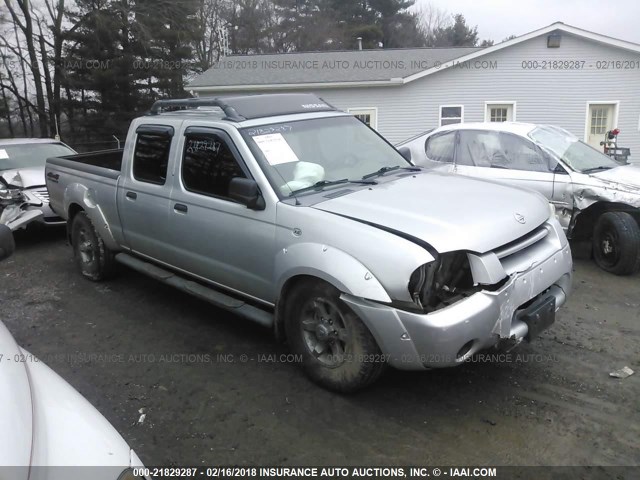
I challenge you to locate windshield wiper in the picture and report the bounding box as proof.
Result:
[582,166,614,173]
[362,165,421,180]
[288,178,377,197]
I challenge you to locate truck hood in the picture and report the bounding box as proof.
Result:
[0,167,45,189]
[313,171,550,254]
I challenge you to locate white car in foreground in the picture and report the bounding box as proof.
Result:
[0,227,147,480]
[398,122,640,275]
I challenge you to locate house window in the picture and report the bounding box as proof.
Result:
[485,102,516,122]
[590,107,609,134]
[491,108,508,122]
[347,108,378,129]
[439,105,463,126]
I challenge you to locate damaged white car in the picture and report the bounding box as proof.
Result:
[0,227,147,480]
[0,139,76,229]
[398,123,640,275]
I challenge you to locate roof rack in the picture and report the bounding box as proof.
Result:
[148,98,245,121]
[147,93,337,122]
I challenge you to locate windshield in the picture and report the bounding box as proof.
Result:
[241,116,411,197]
[0,142,76,171]
[528,126,619,173]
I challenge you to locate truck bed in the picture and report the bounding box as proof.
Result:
[45,149,123,227]
[49,149,124,173]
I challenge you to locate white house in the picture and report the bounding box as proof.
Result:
[189,22,640,161]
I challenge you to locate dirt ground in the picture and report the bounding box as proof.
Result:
[1,227,638,467]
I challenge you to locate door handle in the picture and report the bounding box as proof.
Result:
[47,172,59,181]
[174,203,188,213]
[125,191,137,200]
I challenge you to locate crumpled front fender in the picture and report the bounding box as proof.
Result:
[274,242,392,303]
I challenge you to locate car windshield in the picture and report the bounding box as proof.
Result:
[241,116,411,197]
[0,142,76,171]
[528,126,619,173]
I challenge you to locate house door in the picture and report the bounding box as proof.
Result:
[587,104,615,149]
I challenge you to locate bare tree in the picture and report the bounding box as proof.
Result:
[415,2,449,47]
[3,0,49,136]
[193,0,232,72]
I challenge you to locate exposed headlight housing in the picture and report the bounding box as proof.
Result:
[408,251,477,312]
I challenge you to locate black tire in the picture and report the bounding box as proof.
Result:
[71,211,116,281]
[592,211,640,275]
[284,279,386,392]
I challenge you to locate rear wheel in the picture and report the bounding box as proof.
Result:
[71,211,116,281]
[592,211,640,275]
[284,279,386,392]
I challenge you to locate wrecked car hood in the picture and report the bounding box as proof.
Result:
[0,167,46,189]
[589,164,640,193]
[0,322,33,475]
[313,171,549,254]
[571,165,640,210]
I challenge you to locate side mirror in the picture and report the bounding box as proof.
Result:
[0,224,16,261]
[229,177,266,211]
[398,146,412,162]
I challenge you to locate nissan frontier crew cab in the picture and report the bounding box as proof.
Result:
[46,94,572,392]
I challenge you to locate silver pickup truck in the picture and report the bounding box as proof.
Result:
[46,94,572,392]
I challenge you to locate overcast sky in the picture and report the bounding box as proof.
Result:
[416,0,640,44]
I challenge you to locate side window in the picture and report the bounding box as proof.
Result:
[457,130,502,167]
[182,132,247,199]
[498,133,550,172]
[132,126,173,184]
[457,130,551,172]
[425,132,456,163]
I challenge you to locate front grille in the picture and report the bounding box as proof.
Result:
[493,225,549,260]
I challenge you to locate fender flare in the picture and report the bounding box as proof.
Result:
[64,182,119,251]
[274,242,392,303]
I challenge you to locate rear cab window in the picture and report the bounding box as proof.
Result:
[132,125,174,185]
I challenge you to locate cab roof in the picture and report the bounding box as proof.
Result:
[148,93,337,122]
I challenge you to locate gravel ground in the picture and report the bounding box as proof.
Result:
[1,227,639,467]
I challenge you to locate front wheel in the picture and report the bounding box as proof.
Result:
[71,211,116,281]
[284,279,386,392]
[592,211,640,275]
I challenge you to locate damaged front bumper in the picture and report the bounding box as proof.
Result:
[342,240,573,370]
[1,188,44,231]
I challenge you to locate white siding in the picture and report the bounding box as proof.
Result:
[202,33,640,161]
[321,34,640,162]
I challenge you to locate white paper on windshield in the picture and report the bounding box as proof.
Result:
[0,149,8,160]
[252,133,299,165]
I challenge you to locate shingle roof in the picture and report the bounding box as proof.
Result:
[188,47,482,88]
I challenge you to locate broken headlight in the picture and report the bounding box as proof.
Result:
[408,252,478,312]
